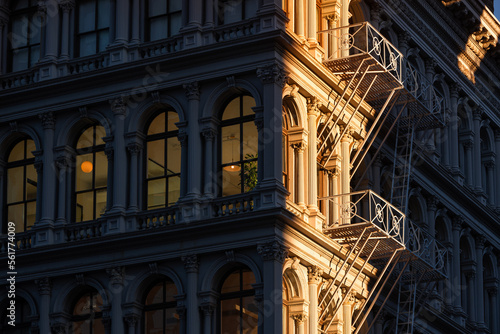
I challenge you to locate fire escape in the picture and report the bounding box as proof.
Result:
[317,22,448,334]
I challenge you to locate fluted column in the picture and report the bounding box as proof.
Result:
[475,235,486,329]
[496,130,500,211]
[127,142,142,212]
[182,255,200,334]
[307,97,320,209]
[36,277,51,334]
[466,270,476,324]
[59,1,74,59]
[485,161,495,205]
[201,303,215,334]
[55,155,70,224]
[201,127,216,198]
[39,112,56,226]
[34,152,44,223]
[307,266,322,334]
[296,0,305,38]
[257,241,288,333]
[307,0,317,42]
[106,267,125,334]
[292,142,307,207]
[452,217,463,314]
[449,84,460,175]
[488,287,498,334]
[115,0,129,43]
[473,108,483,192]
[341,127,352,225]
[184,82,202,198]
[43,0,59,59]
[110,98,127,212]
[292,314,306,334]
[441,111,450,168]
[188,0,201,26]
[124,314,139,334]
[464,140,474,187]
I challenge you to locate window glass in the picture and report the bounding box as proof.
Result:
[147,0,182,41]
[77,0,110,56]
[79,1,96,32]
[72,290,104,334]
[144,278,179,334]
[9,0,40,72]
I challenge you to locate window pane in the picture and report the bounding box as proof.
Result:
[12,17,28,47]
[148,140,165,177]
[98,29,109,52]
[74,294,91,315]
[8,204,24,233]
[148,178,166,209]
[97,0,110,29]
[221,271,240,293]
[79,1,96,33]
[26,139,35,158]
[29,45,40,67]
[149,0,167,16]
[222,125,240,164]
[26,201,36,228]
[73,320,88,334]
[165,280,178,302]
[170,13,182,36]
[242,96,255,116]
[244,0,258,19]
[93,318,105,334]
[241,269,256,290]
[7,167,24,203]
[80,33,97,57]
[95,188,107,218]
[167,175,180,205]
[242,121,258,158]
[77,127,95,149]
[8,141,25,162]
[165,307,180,331]
[94,151,108,188]
[145,310,164,334]
[95,125,106,145]
[148,113,166,135]
[26,164,37,200]
[222,98,240,120]
[146,282,164,305]
[166,137,181,174]
[220,298,240,332]
[30,14,43,43]
[241,296,259,332]
[170,0,182,12]
[222,0,242,24]
[76,191,93,222]
[14,0,29,10]
[76,154,93,191]
[222,167,241,196]
[93,293,104,311]
[167,111,179,131]
[150,17,168,41]
[12,48,29,72]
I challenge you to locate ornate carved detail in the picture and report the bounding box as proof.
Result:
[307,266,323,284]
[226,76,236,87]
[58,0,75,12]
[104,143,114,160]
[325,13,340,24]
[182,254,199,273]
[183,81,200,100]
[292,313,307,324]
[127,142,142,156]
[56,155,70,170]
[472,107,483,121]
[462,140,474,149]
[124,314,140,327]
[449,83,460,98]
[306,96,321,114]
[110,97,127,116]
[201,304,216,315]
[425,58,436,74]
[51,322,68,334]
[34,157,43,174]
[106,267,125,286]
[426,195,438,211]
[475,234,486,249]
[256,64,287,87]
[177,128,188,147]
[452,215,464,231]
[201,128,216,141]
[75,273,85,285]
[464,270,476,280]
[257,241,288,263]
[149,262,158,274]
[79,106,88,119]
[36,277,51,295]
[151,91,161,104]
[494,129,500,141]
[9,121,18,133]
[39,111,55,130]
[291,142,306,153]
[484,160,495,170]
[225,250,235,263]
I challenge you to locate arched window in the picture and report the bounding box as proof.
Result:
[145,110,181,210]
[218,0,258,25]
[218,266,258,333]
[219,95,258,197]
[146,0,182,41]
[143,277,180,333]
[8,0,41,72]
[6,138,37,233]
[76,0,111,57]
[74,125,107,222]
[1,297,31,333]
[71,288,104,333]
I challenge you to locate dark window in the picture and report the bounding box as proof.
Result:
[71,289,105,334]
[143,278,180,334]
[218,267,258,333]
[219,95,257,196]
[145,111,181,209]
[6,138,37,233]
[76,0,110,57]
[8,0,42,71]
[74,125,107,222]
[146,0,182,41]
[218,0,257,25]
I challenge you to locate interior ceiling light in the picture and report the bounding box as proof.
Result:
[81,161,93,173]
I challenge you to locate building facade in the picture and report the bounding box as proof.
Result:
[0,0,499,333]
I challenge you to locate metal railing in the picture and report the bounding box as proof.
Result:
[404,62,445,116]
[406,219,448,273]
[319,22,404,83]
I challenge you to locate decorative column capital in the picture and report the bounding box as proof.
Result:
[426,195,439,211]
[56,155,70,170]
[110,96,127,117]
[494,128,500,141]
[36,277,52,296]
[34,154,44,173]
[306,96,321,115]
[464,270,476,280]
[182,254,199,273]
[58,0,75,12]
[425,58,436,74]
[183,81,200,100]
[472,107,483,121]
[39,112,55,130]
[475,234,486,249]
[452,215,464,231]
[325,13,340,24]
[292,313,307,324]
[177,128,188,147]
[50,322,68,334]
[463,140,474,149]
[106,267,125,286]
[291,141,307,153]
[200,303,216,316]
[124,314,140,327]
[449,83,460,98]
[201,128,216,142]
[397,31,410,50]
[37,0,48,15]
[104,143,114,160]
[126,142,142,156]
[487,286,498,296]
[256,63,288,87]
[340,126,353,143]
[257,241,289,263]
[307,265,323,284]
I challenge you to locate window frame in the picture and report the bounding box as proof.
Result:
[142,277,180,334]
[145,0,182,41]
[71,288,104,334]
[75,0,111,57]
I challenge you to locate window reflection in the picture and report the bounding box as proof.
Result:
[76,0,110,57]
[144,278,180,333]
[147,0,182,41]
[72,289,104,334]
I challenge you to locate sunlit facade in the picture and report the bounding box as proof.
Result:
[0,0,500,333]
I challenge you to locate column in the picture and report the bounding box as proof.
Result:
[124,314,139,334]
[0,15,8,74]
[475,235,486,329]
[204,0,214,27]
[307,0,317,42]
[340,127,352,195]
[34,152,44,223]
[127,142,142,212]
[184,82,202,198]
[292,142,307,207]
[188,0,201,26]
[370,3,381,30]
[130,0,140,43]
[39,112,56,226]
[43,0,59,59]
[331,168,340,225]
[451,216,463,314]
[201,304,215,334]
[307,266,322,334]
[441,111,450,169]
[110,98,127,212]
[177,127,188,198]
[485,161,495,205]
[292,314,306,334]
[340,0,349,57]
[104,141,114,212]
[257,241,288,333]
[372,155,382,194]
[115,0,129,43]
[106,267,125,334]
[496,130,500,212]
[182,255,200,334]
[55,155,70,224]
[307,97,320,209]
[342,291,354,334]
[426,196,438,265]
[473,108,483,193]
[466,270,476,324]
[449,84,460,175]
[36,277,51,334]
[59,1,75,59]
[488,287,498,334]
[464,140,474,187]
[296,0,305,38]
[201,127,216,198]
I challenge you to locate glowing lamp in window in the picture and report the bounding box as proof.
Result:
[223,135,241,172]
[81,161,93,173]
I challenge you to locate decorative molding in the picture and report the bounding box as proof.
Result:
[306,96,321,114]
[75,274,85,285]
[292,313,307,324]
[307,265,323,284]
[110,97,127,116]
[183,81,200,100]
[9,121,18,133]
[201,128,216,141]
[36,277,51,296]
[257,241,288,263]
[39,111,55,130]
[182,254,199,273]
[106,267,125,286]
[149,262,158,275]
[124,314,140,327]
[58,0,75,12]
[226,76,236,87]
[126,142,142,155]
[256,64,287,87]
[79,106,88,119]
[225,250,235,263]
[151,91,161,104]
